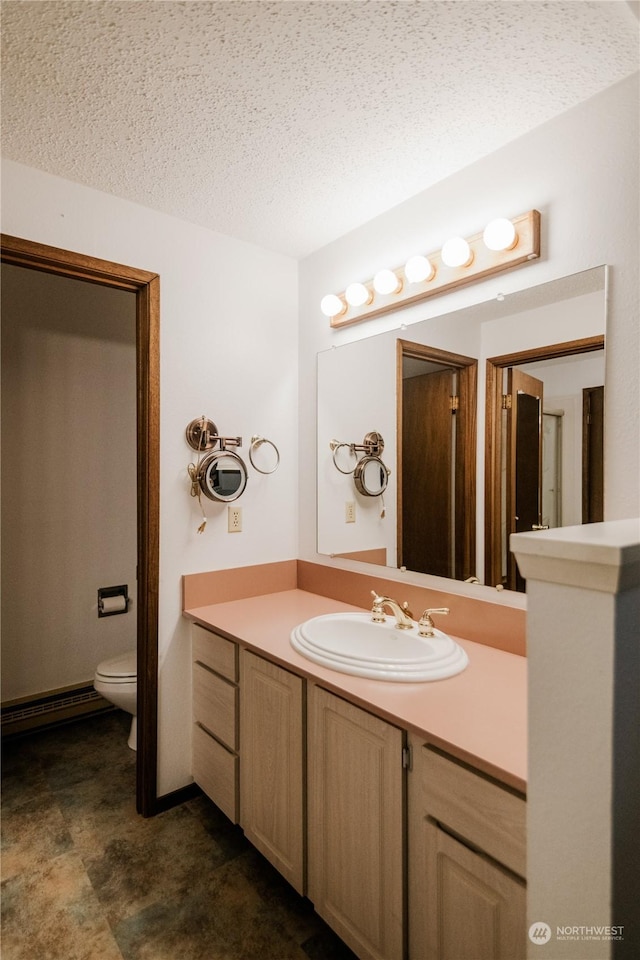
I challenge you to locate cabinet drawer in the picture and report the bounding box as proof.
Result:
[418,745,526,878]
[193,662,238,750]
[192,623,238,682]
[193,722,238,823]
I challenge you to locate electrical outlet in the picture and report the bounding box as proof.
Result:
[345,501,356,523]
[228,506,242,533]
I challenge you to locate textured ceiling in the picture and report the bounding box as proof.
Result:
[2,1,638,258]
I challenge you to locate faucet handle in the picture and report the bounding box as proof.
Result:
[370,590,386,623]
[401,601,414,621]
[418,607,450,637]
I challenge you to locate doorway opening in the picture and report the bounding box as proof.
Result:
[397,340,477,580]
[485,334,604,592]
[1,234,160,817]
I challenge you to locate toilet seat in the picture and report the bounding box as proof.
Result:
[95,651,136,683]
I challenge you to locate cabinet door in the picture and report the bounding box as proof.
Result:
[308,685,404,960]
[420,820,526,960]
[240,650,305,894]
[408,737,526,960]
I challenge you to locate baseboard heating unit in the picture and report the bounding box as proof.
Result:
[1,683,114,738]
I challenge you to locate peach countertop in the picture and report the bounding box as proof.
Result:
[184,589,527,794]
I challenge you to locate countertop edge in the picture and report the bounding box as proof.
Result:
[184,589,527,794]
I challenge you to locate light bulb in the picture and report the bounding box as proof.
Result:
[404,255,435,284]
[320,294,346,318]
[345,282,371,307]
[441,237,473,268]
[373,268,402,295]
[483,218,517,252]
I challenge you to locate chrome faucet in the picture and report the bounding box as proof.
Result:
[370,591,414,630]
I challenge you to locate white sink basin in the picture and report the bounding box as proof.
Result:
[290,613,468,682]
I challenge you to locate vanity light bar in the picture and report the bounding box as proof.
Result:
[324,210,541,329]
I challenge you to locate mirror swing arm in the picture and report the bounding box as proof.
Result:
[185,416,280,532]
[330,432,391,497]
[186,415,247,501]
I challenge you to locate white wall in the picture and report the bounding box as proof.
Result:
[1,266,137,700]
[0,160,299,793]
[299,75,640,576]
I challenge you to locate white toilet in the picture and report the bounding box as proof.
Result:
[94,651,137,750]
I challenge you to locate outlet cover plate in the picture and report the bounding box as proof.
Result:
[228,506,242,532]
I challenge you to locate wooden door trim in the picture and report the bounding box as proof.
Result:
[484,335,604,588]
[397,339,477,579]
[506,369,545,591]
[1,234,160,817]
[582,385,605,524]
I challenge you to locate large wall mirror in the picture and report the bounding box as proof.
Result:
[317,265,607,593]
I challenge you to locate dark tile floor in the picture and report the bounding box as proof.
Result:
[1,712,357,960]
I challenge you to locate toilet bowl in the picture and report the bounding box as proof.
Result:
[94,651,137,750]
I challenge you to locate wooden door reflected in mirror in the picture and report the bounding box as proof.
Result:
[397,341,476,580]
[507,369,544,591]
[485,335,605,592]
[583,385,604,524]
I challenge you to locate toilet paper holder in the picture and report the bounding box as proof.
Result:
[98,585,129,617]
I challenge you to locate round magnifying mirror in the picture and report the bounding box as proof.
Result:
[198,451,248,502]
[354,456,390,497]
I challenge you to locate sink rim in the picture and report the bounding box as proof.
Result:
[290,612,468,683]
[296,613,454,664]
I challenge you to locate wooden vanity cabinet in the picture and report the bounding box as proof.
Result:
[191,624,239,823]
[307,684,405,960]
[408,736,526,960]
[190,622,527,960]
[239,650,305,894]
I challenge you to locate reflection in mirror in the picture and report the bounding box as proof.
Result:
[331,442,359,475]
[354,456,390,497]
[398,341,476,580]
[485,336,605,591]
[317,266,607,594]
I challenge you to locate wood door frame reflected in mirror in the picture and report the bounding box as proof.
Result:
[397,340,477,580]
[484,334,605,590]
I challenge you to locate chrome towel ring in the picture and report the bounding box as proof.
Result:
[249,435,280,475]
